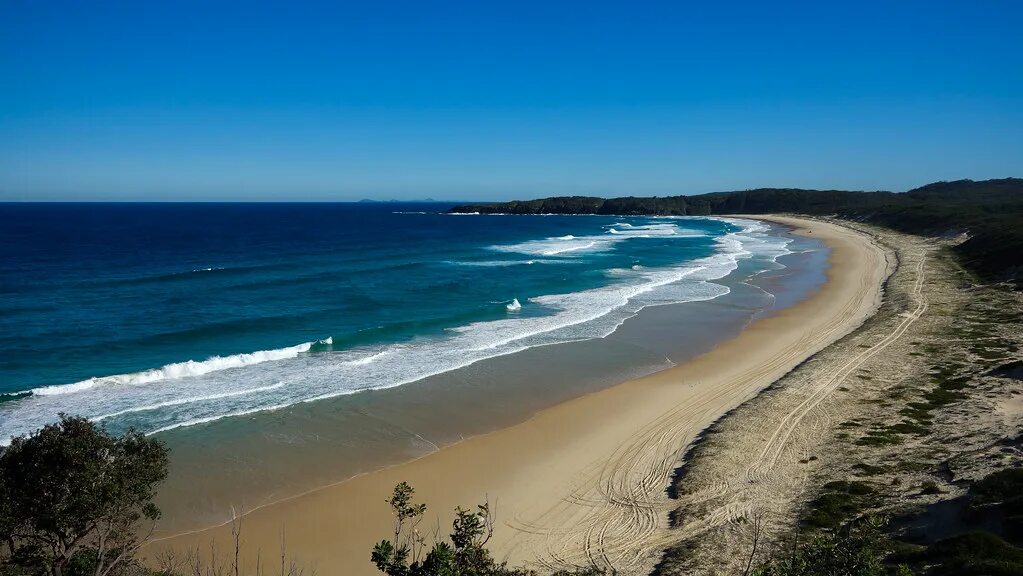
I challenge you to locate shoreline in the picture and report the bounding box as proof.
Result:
[145,216,816,533]
[149,216,891,575]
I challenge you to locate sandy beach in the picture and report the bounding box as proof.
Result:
[149,216,891,575]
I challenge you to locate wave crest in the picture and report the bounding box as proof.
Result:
[31,337,333,397]
[1,217,798,442]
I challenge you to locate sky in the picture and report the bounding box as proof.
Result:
[1,1,1021,201]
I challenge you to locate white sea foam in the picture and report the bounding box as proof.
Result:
[506,298,522,312]
[91,382,288,422]
[147,402,296,435]
[341,350,390,366]
[491,222,699,257]
[541,241,597,255]
[30,337,333,397]
[446,259,558,267]
[0,217,795,443]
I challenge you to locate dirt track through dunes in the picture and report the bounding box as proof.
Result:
[149,217,889,576]
[747,253,927,482]
[709,249,923,529]
[658,227,942,576]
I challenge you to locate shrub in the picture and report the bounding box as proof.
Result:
[752,517,894,576]
[0,415,168,576]
[371,483,603,576]
[924,531,1023,575]
[804,481,876,529]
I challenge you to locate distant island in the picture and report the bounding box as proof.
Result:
[452,178,1023,285]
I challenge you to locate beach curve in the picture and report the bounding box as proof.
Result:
[148,215,891,576]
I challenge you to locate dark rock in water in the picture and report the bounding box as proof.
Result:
[988,360,1023,381]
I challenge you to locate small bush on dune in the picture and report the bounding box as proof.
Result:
[923,531,1023,576]
[752,517,894,576]
[803,481,876,529]
[371,483,602,576]
[970,469,1023,507]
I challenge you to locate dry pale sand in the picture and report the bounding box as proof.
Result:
[148,216,890,576]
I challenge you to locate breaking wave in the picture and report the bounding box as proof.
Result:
[0,217,797,443]
[30,338,333,397]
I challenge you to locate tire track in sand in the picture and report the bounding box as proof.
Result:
[497,220,893,575]
[678,245,928,544]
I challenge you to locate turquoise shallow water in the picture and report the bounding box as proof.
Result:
[0,203,801,445]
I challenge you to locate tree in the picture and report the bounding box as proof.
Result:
[372,482,428,576]
[0,415,169,576]
[370,483,512,576]
[371,483,603,576]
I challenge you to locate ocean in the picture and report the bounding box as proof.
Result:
[0,203,808,445]
[0,202,832,526]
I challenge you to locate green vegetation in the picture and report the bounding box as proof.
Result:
[803,481,877,529]
[853,463,887,477]
[858,361,976,450]
[969,468,1023,507]
[371,480,508,576]
[371,483,602,576]
[0,416,168,576]
[752,466,1023,575]
[914,532,1023,576]
[451,178,1023,285]
[889,469,1023,574]
[855,429,904,447]
[904,468,1023,574]
[919,481,942,496]
[0,419,601,576]
[751,517,900,576]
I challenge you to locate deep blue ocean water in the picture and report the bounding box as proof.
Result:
[0,203,794,442]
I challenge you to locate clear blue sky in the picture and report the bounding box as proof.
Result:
[1,1,1021,201]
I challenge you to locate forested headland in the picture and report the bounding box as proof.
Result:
[451,178,1023,285]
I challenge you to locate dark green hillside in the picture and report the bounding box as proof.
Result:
[463,196,606,214]
[905,178,1023,204]
[451,178,1023,285]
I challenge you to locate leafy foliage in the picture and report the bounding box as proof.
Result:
[752,517,894,576]
[0,415,168,576]
[802,481,877,530]
[371,482,509,576]
[371,483,602,576]
[969,468,1023,507]
[920,531,1023,576]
